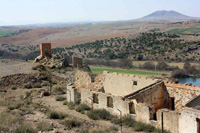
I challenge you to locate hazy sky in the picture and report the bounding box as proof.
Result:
[0,0,200,25]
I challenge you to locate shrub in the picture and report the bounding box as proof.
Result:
[111,116,167,133]
[52,85,66,95]
[14,125,37,133]
[39,76,49,81]
[87,109,113,120]
[55,96,66,101]
[63,100,68,105]
[0,89,7,92]
[75,104,90,113]
[24,83,32,89]
[49,111,67,119]
[42,82,49,86]
[90,126,118,133]
[67,102,75,110]
[8,103,22,110]
[33,83,42,88]
[32,66,37,70]
[11,86,17,90]
[37,121,53,131]
[64,119,81,129]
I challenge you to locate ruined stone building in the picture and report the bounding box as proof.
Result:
[67,70,200,133]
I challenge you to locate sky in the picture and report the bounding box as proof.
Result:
[0,0,200,26]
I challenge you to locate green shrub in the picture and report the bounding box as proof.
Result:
[8,103,22,110]
[64,119,81,129]
[75,104,90,113]
[55,96,66,101]
[87,109,113,120]
[0,89,7,92]
[49,111,67,119]
[111,116,167,133]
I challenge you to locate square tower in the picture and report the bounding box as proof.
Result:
[40,43,52,57]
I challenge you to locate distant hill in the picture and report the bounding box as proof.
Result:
[136,10,200,22]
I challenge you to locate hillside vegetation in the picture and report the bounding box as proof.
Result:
[52,32,200,62]
[0,29,16,37]
[167,27,200,34]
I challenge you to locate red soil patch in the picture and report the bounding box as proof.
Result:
[0,28,71,45]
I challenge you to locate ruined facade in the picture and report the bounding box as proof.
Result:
[40,43,52,57]
[68,70,200,133]
[34,43,52,63]
[72,56,83,68]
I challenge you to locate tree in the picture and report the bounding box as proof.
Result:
[183,62,191,70]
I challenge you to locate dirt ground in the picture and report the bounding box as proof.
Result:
[0,59,37,78]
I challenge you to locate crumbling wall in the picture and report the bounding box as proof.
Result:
[179,107,200,133]
[40,43,52,57]
[135,103,151,124]
[103,71,158,96]
[72,56,83,68]
[74,70,105,91]
[165,81,200,109]
[81,89,130,115]
[157,109,179,133]
[129,82,169,111]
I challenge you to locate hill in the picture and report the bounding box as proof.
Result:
[137,10,199,22]
[50,32,200,62]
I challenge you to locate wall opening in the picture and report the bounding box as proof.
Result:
[107,96,113,108]
[129,102,135,114]
[170,97,175,110]
[196,118,200,133]
[133,81,137,85]
[93,93,99,104]
[44,46,49,56]
[153,113,157,121]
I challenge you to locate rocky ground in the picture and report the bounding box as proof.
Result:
[0,58,156,133]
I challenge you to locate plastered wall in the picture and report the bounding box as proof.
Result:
[81,89,130,115]
[157,109,179,133]
[179,108,200,133]
[103,71,158,96]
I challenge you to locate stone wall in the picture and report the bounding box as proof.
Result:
[179,107,200,133]
[165,81,200,109]
[103,71,158,96]
[74,70,105,91]
[135,103,152,123]
[157,109,179,133]
[72,56,83,68]
[81,89,130,115]
[127,82,169,112]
